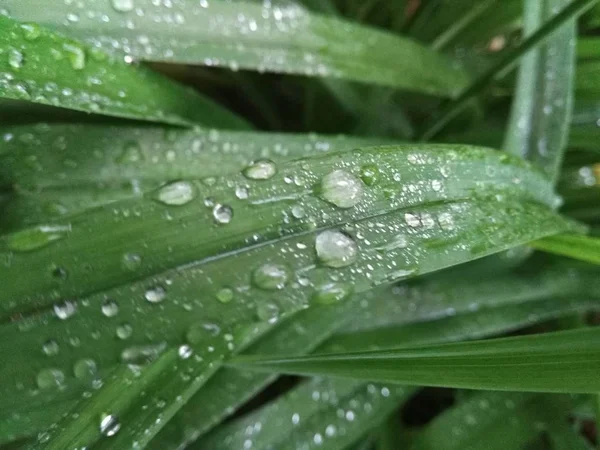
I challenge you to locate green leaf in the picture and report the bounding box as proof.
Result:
[2,0,469,98]
[0,145,575,446]
[504,0,576,182]
[231,328,600,393]
[410,392,580,450]
[419,0,598,140]
[0,16,248,128]
[547,422,593,450]
[531,233,600,264]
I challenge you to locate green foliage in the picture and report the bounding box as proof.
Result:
[1,0,600,448]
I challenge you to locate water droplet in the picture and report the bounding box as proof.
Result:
[73,359,97,380]
[321,170,363,208]
[213,204,233,224]
[8,49,24,70]
[256,302,280,323]
[252,264,289,290]
[243,160,277,180]
[101,299,119,317]
[235,185,249,199]
[216,287,234,303]
[315,230,358,268]
[42,340,60,356]
[100,414,121,437]
[7,224,70,252]
[122,253,142,271]
[291,205,306,219]
[178,345,193,359]
[360,164,379,186]
[186,323,221,344]
[121,343,166,364]
[117,141,143,163]
[62,43,86,70]
[313,282,352,305]
[145,286,166,303]
[53,300,77,320]
[36,368,65,389]
[110,0,134,12]
[116,323,133,340]
[155,181,196,206]
[20,23,42,41]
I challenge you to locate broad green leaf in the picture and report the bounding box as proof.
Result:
[2,0,469,98]
[0,16,247,128]
[419,0,598,140]
[0,145,575,447]
[530,233,600,264]
[231,328,600,393]
[410,391,579,450]
[504,0,576,182]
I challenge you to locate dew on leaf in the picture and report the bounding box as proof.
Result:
[116,323,133,340]
[145,286,166,303]
[315,230,358,268]
[100,414,121,437]
[110,0,134,12]
[252,263,290,290]
[122,252,142,271]
[256,302,280,323]
[53,300,77,320]
[216,287,234,303]
[8,48,24,70]
[42,340,60,356]
[243,160,277,180]
[213,204,233,224]
[178,345,193,359]
[155,181,196,206]
[321,170,363,208]
[62,43,86,70]
[313,282,352,305]
[101,299,119,317]
[360,164,380,186]
[73,358,98,380]
[36,368,65,390]
[7,224,70,252]
[20,23,41,41]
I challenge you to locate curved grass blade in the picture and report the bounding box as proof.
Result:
[0,145,576,447]
[410,391,580,450]
[2,0,469,98]
[0,16,248,128]
[419,0,599,141]
[231,328,600,393]
[530,233,600,264]
[503,0,576,182]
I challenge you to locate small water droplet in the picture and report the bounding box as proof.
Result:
[235,185,249,199]
[42,340,60,356]
[145,286,166,303]
[122,253,142,271]
[213,204,233,224]
[117,141,143,163]
[252,264,289,290]
[101,299,119,317]
[360,164,379,186]
[121,343,166,364]
[155,181,196,206]
[291,205,306,219]
[315,230,358,268]
[243,160,277,180]
[73,359,97,380]
[186,323,221,344]
[116,323,133,340]
[321,170,363,208]
[110,0,134,12]
[20,23,42,41]
[62,43,86,70]
[178,345,193,359]
[100,414,121,437]
[216,287,234,303]
[313,282,352,305]
[7,224,70,252]
[256,302,280,323]
[36,368,65,389]
[8,49,24,70]
[53,300,77,320]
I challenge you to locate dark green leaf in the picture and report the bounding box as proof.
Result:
[531,233,600,264]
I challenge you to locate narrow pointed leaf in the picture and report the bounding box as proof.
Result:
[0,16,247,127]
[2,0,469,98]
[232,328,600,393]
[531,233,600,264]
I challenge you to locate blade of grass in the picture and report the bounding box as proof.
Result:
[231,328,600,393]
[2,0,469,98]
[0,16,248,128]
[530,233,600,264]
[503,0,576,182]
[419,0,599,141]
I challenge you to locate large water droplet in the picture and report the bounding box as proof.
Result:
[73,358,98,380]
[101,299,119,317]
[213,204,233,224]
[7,224,70,252]
[110,0,134,12]
[321,170,363,208]
[36,368,65,389]
[53,300,77,320]
[315,230,358,268]
[100,414,121,437]
[145,286,166,303]
[252,264,289,290]
[155,181,196,206]
[313,283,352,305]
[243,160,277,180]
